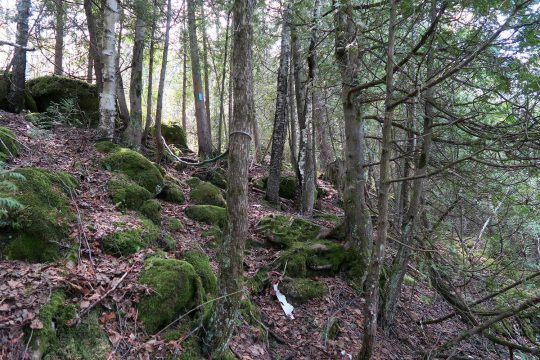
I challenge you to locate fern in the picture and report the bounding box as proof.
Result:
[0,161,24,227]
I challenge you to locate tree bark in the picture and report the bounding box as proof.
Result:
[217,12,230,153]
[154,0,171,161]
[266,3,291,205]
[124,4,146,149]
[115,11,130,130]
[96,0,118,140]
[86,46,93,83]
[202,5,211,138]
[203,0,254,356]
[187,0,213,158]
[181,15,188,131]
[358,1,397,358]
[142,0,157,144]
[53,0,64,75]
[288,61,298,169]
[333,0,371,286]
[84,0,103,91]
[7,0,31,114]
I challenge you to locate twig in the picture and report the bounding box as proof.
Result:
[0,40,36,51]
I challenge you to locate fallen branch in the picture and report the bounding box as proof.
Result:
[162,135,228,166]
[0,40,36,51]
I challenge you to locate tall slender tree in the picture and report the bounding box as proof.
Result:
[187,0,213,158]
[142,0,157,143]
[53,0,64,75]
[7,0,31,114]
[84,0,103,91]
[266,3,292,205]
[204,0,254,355]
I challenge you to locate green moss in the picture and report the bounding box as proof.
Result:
[183,250,217,296]
[190,180,226,207]
[246,268,269,294]
[100,146,164,194]
[1,168,77,262]
[102,217,159,256]
[107,174,152,209]
[178,337,204,360]
[326,317,340,340]
[138,257,201,334]
[140,199,162,224]
[24,90,38,113]
[280,278,327,304]
[158,181,185,204]
[201,226,222,247]
[185,205,227,228]
[168,217,184,232]
[158,124,188,150]
[278,176,297,200]
[162,233,176,251]
[32,290,111,359]
[0,126,19,160]
[278,240,349,277]
[26,75,99,126]
[95,140,120,153]
[257,215,320,248]
[194,168,227,189]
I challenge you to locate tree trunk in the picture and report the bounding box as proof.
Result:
[87,49,93,83]
[142,0,157,144]
[358,1,397,359]
[202,5,211,139]
[288,62,298,169]
[187,0,213,158]
[266,3,291,205]
[181,16,188,131]
[7,0,31,114]
[333,0,372,286]
[115,11,130,130]
[154,0,171,161]
[124,9,146,149]
[84,0,103,91]
[96,0,118,140]
[53,0,64,75]
[382,0,437,331]
[217,12,230,153]
[203,0,254,356]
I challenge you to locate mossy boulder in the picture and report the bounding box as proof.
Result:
[107,174,152,209]
[138,257,202,334]
[26,75,99,126]
[167,217,184,232]
[1,168,77,262]
[189,179,226,207]
[140,199,162,224]
[280,278,327,305]
[99,144,164,194]
[157,179,185,204]
[0,126,19,160]
[102,217,160,256]
[185,205,227,228]
[30,290,111,360]
[257,214,321,248]
[156,124,188,150]
[194,167,227,189]
[254,175,320,202]
[278,240,349,277]
[183,250,217,296]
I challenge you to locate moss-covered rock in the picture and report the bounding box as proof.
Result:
[30,290,111,360]
[257,214,320,248]
[194,168,227,189]
[102,217,160,256]
[157,179,185,204]
[156,124,188,150]
[138,257,201,334]
[140,199,162,224]
[26,75,99,126]
[280,278,327,304]
[278,240,349,277]
[167,217,184,232]
[189,179,226,207]
[185,205,227,228]
[107,174,152,209]
[183,250,217,296]
[1,168,77,262]
[100,145,164,194]
[0,126,19,160]
[246,268,269,294]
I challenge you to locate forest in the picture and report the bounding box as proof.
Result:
[0,0,539,358]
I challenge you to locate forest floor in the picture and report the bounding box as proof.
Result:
[0,111,515,359]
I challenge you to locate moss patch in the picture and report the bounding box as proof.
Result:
[138,257,201,334]
[157,124,188,150]
[102,217,159,256]
[31,290,111,359]
[107,174,152,209]
[189,180,226,207]
[167,217,183,232]
[0,126,19,160]
[183,250,217,296]
[194,167,227,189]
[257,214,320,248]
[280,278,327,304]
[157,180,185,204]
[140,199,162,224]
[278,240,349,277]
[100,145,164,194]
[185,205,226,228]
[26,75,99,126]
[1,168,77,262]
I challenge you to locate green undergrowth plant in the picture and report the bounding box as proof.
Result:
[0,162,24,227]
